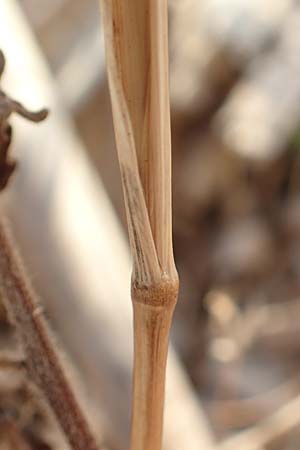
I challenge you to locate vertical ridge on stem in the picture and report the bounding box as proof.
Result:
[100,0,177,285]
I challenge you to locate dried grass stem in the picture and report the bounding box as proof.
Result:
[100,1,179,449]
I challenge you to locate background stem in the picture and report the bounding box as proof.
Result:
[0,218,100,450]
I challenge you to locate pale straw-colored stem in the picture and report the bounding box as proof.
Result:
[131,283,177,450]
[99,1,178,449]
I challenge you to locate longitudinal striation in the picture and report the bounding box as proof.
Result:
[100,2,179,450]
[100,0,178,289]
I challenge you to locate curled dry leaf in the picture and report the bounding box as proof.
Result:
[0,49,48,190]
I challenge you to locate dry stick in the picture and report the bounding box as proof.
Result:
[0,219,100,450]
[100,2,179,450]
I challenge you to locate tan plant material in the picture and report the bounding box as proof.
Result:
[0,350,67,450]
[99,2,179,450]
[0,49,100,450]
[0,418,32,450]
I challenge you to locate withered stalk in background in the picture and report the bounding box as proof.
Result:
[0,221,101,450]
[99,2,179,450]
[0,49,101,450]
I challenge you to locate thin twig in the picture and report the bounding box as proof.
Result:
[0,48,100,450]
[0,218,101,450]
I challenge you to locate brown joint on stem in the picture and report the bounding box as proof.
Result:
[131,278,179,309]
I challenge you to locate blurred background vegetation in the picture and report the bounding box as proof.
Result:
[1,0,300,449]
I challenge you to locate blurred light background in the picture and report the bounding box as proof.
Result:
[1,1,300,449]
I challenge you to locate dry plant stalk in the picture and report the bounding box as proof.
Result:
[0,49,100,450]
[100,2,179,450]
[0,220,100,450]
